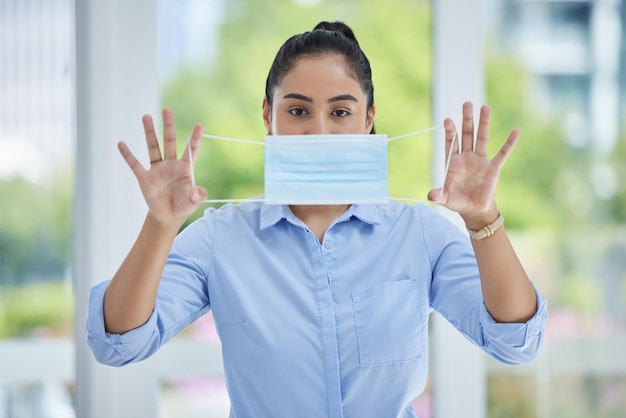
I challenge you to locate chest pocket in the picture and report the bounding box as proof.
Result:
[352,279,425,366]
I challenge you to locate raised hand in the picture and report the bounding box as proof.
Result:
[427,102,519,229]
[117,108,208,226]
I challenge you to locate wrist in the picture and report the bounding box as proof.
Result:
[461,206,500,231]
[465,211,504,240]
[145,212,185,234]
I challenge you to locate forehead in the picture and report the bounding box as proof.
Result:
[276,54,363,96]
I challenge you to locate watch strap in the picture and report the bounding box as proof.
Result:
[467,212,504,240]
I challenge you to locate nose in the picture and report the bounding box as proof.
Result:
[307,114,330,135]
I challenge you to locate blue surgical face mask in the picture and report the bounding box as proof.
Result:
[264,134,388,204]
[192,125,442,205]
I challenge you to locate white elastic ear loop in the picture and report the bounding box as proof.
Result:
[193,134,265,203]
[188,135,265,186]
[441,130,458,195]
[202,134,265,146]
[387,124,443,142]
[187,136,196,187]
[385,124,444,203]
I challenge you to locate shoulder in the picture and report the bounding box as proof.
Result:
[199,199,263,223]
[176,200,262,238]
[383,201,469,244]
[173,200,265,255]
[376,200,450,226]
[358,201,457,241]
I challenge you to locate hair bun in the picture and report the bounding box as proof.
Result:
[313,21,359,46]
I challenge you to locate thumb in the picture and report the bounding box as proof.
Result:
[190,186,208,204]
[427,188,445,205]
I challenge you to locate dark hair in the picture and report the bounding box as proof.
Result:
[265,21,375,133]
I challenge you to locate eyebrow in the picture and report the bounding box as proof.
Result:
[283,93,359,103]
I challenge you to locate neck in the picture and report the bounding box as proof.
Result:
[289,204,350,243]
[290,204,350,220]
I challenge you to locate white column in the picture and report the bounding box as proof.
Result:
[74,1,160,417]
[590,0,622,155]
[432,0,487,417]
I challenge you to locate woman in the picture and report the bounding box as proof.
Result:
[87,21,547,417]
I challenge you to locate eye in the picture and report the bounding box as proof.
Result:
[289,108,308,116]
[331,109,351,118]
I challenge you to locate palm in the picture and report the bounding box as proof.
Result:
[136,159,198,220]
[441,152,499,214]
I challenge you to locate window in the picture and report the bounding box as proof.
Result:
[0,0,75,417]
[486,1,626,415]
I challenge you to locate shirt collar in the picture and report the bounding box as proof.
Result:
[259,202,385,230]
[350,203,384,225]
[259,204,291,230]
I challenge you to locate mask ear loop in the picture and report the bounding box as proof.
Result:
[187,134,265,186]
[387,124,443,204]
[440,130,458,195]
[387,125,442,142]
[187,136,196,187]
[187,134,266,203]
[201,134,265,145]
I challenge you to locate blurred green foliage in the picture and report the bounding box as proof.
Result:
[0,166,72,338]
[488,376,536,418]
[485,51,570,230]
[0,170,71,286]
[0,281,73,338]
[607,130,626,223]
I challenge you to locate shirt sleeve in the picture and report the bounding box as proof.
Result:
[422,207,548,365]
[85,280,163,366]
[85,214,214,367]
[478,284,548,364]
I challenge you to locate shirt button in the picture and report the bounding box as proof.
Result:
[324,241,332,249]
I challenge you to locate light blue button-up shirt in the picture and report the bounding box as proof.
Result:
[87,200,548,418]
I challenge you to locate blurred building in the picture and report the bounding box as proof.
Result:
[487,0,624,156]
[0,0,220,172]
[0,0,74,182]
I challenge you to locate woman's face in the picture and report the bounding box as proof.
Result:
[263,54,375,136]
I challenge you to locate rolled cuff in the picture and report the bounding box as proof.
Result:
[480,283,548,364]
[85,281,159,366]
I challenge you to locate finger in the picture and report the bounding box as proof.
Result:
[443,118,458,158]
[492,129,520,170]
[118,141,147,179]
[461,101,474,153]
[142,114,162,164]
[162,108,177,160]
[182,123,205,164]
[475,105,491,156]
